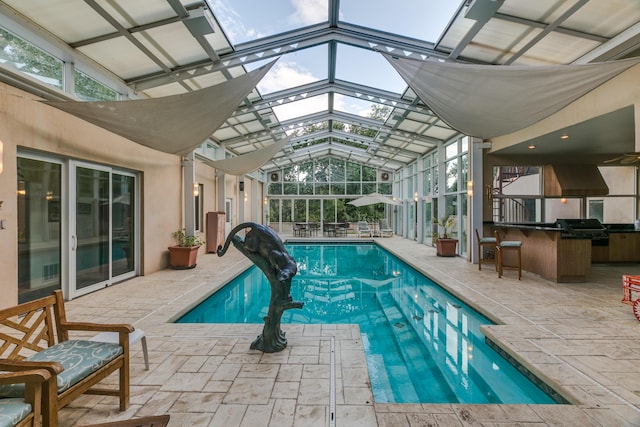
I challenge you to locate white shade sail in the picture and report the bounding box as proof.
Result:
[41,60,277,155]
[383,53,640,139]
[204,136,291,176]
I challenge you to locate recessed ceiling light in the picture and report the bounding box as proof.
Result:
[528,144,536,149]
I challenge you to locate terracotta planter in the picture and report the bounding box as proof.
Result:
[168,245,200,269]
[436,239,458,257]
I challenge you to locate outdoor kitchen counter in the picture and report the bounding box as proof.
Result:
[492,223,591,283]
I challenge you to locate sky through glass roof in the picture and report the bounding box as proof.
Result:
[209,0,460,121]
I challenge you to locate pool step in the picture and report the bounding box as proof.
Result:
[375,290,456,402]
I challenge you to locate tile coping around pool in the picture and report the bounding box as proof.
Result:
[57,236,640,426]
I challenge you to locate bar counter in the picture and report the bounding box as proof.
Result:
[492,223,591,283]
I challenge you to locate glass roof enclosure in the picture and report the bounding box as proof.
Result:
[2,0,638,172]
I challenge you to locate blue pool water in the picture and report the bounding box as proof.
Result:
[178,243,557,404]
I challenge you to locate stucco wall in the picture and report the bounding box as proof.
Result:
[0,83,183,307]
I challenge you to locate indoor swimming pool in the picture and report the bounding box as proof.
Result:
[177,243,559,404]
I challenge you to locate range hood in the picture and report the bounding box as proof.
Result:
[543,164,609,196]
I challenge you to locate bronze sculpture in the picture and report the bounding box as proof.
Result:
[217,222,303,352]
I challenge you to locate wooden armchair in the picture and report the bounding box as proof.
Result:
[0,366,51,427]
[0,290,134,427]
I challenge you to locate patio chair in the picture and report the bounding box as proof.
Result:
[357,221,372,237]
[293,222,305,237]
[379,219,393,237]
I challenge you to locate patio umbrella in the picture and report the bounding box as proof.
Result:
[348,193,400,207]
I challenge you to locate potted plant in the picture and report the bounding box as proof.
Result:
[435,216,458,257]
[168,228,205,269]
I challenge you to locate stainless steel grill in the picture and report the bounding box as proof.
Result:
[554,218,608,244]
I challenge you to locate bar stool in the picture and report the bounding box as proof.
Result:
[494,231,522,280]
[475,228,497,271]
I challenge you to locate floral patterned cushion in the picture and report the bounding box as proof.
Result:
[0,340,122,397]
[0,398,31,427]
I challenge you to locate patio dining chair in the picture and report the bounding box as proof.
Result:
[379,219,393,237]
[357,221,372,237]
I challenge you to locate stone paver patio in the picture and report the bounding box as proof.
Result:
[58,236,640,426]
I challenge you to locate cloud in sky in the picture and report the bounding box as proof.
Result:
[209,0,265,42]
[261,61,372,122]
[289,0,327,26]
[258,61,317,93]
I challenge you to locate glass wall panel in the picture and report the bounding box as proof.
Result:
[444,194,458,238]
[283,183,297,194]
[362,165,376,181]
[0,27,63,89]
[294,199,306,222]
[308,200,321,223]
[282,200,292,223]
[300,183,314,195]
[588,200,604,222]
[445,158,458,193]
[323,199,336,223]
[74,69,118,101]
[17,157,62,303]
[408,202,415,240]
[315,159,330,182]
[422,200,434,245]
[268,183,282,194]
[346,182,361,194]
[460,154,468,192]
[331,183,345,195]
[362,182,376,194]
[269,199,280,231]
[378,183,392,194]
[460,194,467,256]
[316,183,330,195]
[300,162,314,182]
[347,162,361,181]
[330,160,345,181]
[283,166,296,182]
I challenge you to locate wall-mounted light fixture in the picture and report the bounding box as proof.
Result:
[263,197,268,205]
[467,180,473,196]
[193,182,199,197]
[45,191,53,201]
[560,198,567,204]
[244,192,248,202]
[17,181,26,196]
[413,192,418,202]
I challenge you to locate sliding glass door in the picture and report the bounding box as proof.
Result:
[18,152,138,302]
[70,161,137,298]
[17,156,63,303]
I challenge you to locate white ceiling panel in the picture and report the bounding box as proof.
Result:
[135,23,208,67]
[78,38,162,79]
[3,0,113,42]
[97,0,176,28]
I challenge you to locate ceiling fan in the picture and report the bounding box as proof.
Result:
[604,153,640,165]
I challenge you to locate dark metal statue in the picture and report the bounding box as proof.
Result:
[217,222,303,352]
